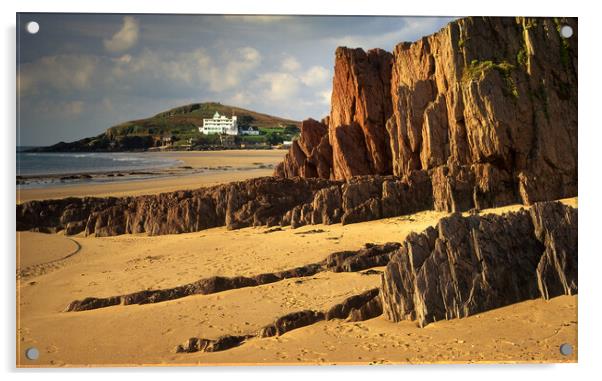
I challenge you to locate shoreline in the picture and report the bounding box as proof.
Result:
[17,150,286,203]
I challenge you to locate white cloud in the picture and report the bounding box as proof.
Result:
[209,47,262,91]
[326,18,450,50]
[18,45,262,100]
[301,65,330,87]
[318,90,331,105]
[281,56,301,72]
[104,16,140,53]
[256,72,300,102]
[113,48,211,85]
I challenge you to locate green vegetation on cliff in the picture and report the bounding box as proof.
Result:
[30,102,301,152]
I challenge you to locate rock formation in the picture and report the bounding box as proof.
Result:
[380,201,577,327]
[176,288,382,353]
[329,48,393,179]
[17,175,433,237]
[274,118,332,179]
[66,243,398,312]
[275,17,577,212]
[18,17,577,236]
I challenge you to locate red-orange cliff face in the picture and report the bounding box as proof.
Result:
[329,48,393,179]
[275,16,577,212]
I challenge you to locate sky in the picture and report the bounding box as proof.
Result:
[17,13,454,146]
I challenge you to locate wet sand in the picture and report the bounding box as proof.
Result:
[17,150,287,203]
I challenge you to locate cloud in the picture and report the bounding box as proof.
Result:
[103,16,140,53]
[301,66,330,87]
[317,90,331,105]
[222,15,292,23]
[227,91,252,106]
[281,56,301,72]
[325,17,453,50]
[18,45,263,102]
[32,99,85,118]
[111,48,212,86]
[256,72,300,102]
[209,47,262,91]
[18,54,99,96]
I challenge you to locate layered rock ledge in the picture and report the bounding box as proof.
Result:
[380,201,577,327]
[17,175,433,236]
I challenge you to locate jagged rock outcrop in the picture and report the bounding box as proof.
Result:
[380,201,577,327]
[325,243,400,272]
[275,17,577,212]
[274,118,332,179]
[258,310,325,338]
[325,288,382,322]
[329,48,394,179]
[388,17,577,210]
[176,335,251,353]
[17,175,434,237]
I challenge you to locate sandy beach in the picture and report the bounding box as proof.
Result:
[16,198,578,366]
[17,150,287,203]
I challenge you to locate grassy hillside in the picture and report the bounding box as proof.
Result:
[31,102,302,152]
[106,102,301,140]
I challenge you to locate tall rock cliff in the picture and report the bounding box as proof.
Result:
[275,17,577,212]
[329,48,393,179]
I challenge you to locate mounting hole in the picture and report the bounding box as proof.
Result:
[560,25,573,38]
[559,343,573,356]
[25,21,40,34]
[25,347,39,360]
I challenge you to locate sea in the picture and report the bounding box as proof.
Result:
[17,148,182,188]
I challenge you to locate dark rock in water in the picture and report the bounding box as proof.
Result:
[380,201,578,327]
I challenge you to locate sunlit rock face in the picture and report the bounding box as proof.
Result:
[276,17,578,212]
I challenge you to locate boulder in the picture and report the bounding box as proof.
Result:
[381,201,578,327]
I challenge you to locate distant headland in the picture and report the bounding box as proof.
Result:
[27,102,301,153]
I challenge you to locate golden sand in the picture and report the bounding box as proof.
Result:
[16,198,578,366]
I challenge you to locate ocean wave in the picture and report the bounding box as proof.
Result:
[111,156,146,162]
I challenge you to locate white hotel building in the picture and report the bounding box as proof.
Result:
[199,112,239,135]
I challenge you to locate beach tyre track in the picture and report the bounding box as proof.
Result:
[17,237,82,280]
